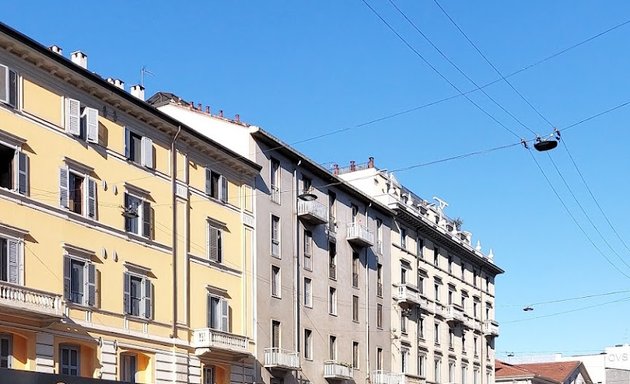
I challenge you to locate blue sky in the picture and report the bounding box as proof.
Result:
[5,1,630,358]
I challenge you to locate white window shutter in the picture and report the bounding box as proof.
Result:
[84,107,99,144]
[208,226,219,262]
[0,64,8,104]
[220,175,228,203]
[59,167,69,208]
[143,279,152,319]
[141,137,153,168]
[205,168,212,195]
[123,272,131,314]
[16,151,28,195]
[7,239,19,284]
[87,263,96,306]
[220,298,229,332]
[142,200,152,239]
[65,98,81,136]
[87,178,97,219]
[63,256,71,300]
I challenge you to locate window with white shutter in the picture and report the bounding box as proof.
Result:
[59,165,97,219]
[65,98,81,136]
[124,192,152,239]
[0,142,28,196]
[0,237,21,285]
[123,271,152,320]
[0,64,18,108]
[62,255,97,307]
[208,295,230,332]
[82,107,99,144]
[206,169,228,203]
[124,129,153,169]
[207,224,222,263]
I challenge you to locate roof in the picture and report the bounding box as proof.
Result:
[0,22,261,174]
[496,360,584,384]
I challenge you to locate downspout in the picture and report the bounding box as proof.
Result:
[294,162,301,355]
[365,203,371,383]
[480,266,485,384]
[171,125,182,338]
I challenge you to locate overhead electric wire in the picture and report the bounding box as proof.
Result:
[546,153,630,270]
[527,149,630,280]
[359,0,521,139]
[499,288,630,308]
[387,0,537,136]
[432,0,555,129]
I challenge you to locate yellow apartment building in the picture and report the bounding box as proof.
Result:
[0,23,259,383]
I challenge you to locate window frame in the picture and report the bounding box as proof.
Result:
[59,344,80,376]
[304,277,313,308]
[63,254,96,307]
[205,168,228,203]
[328,286,337,315]
[0,234,22,285]
[0,334,12,369]
[303,229,312,271]
[0,63,18,109]
[60,165,97,220]
[0,138,28,196]
[271,265,281,298]
[207,222,223,263]
[124,128,153,169]
[123,191,152,239]
[304,329,313,360]
[123,270,153,320]
[270,158,281,204]
[207,294,229,332]
[120,353,138,383]
[271,215,280,258]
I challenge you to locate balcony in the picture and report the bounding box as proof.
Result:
[264,348,300,371]
[324,361,353,381]
[346,222,374,247]
[192,328,249,356]
[372,371,424,384]
[298,199,328,225]
[483,319,500,337]
[0,281,64,321]
[396,285,430,311]
[446,304,465,324]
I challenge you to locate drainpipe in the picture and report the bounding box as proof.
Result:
[365,203,371,383]
[294,162,301,354]
[480,266,485,384]
[171,126,182,339]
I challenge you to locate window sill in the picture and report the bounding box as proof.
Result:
[271,294,282,300]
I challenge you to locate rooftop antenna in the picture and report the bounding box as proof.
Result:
[140,65,154,87]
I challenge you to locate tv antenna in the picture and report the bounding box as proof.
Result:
[140,66,154,87]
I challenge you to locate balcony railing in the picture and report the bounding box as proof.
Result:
[264,348,300,370]
[346,222,374,247]
[329,264,337,280]
[372,371,424,384]
[483,319,500,337]
[192,328,248,354]
[446,304,466,324]
[298,199,328,224]
[324,361,353,380]
[0,281,64,318]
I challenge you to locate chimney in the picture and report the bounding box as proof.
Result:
[106,78,115,85]
[189,101,194,109]
[350,160,356,172]
[113,79,125,90]
[219,110,224,118]
[205,106,210,114]
[198,103,202,111]
[368,156,375,168]
[70,51,88,69]
[130,84,145,101]
[49,45,63,55]
[235,114,240,123]
[333,164,339,175]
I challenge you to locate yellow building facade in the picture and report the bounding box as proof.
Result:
[0,23,259,383]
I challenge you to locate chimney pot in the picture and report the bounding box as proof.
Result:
[350,160,356,172]
[189,101,194,109]
[70,50,88,69]
[49,45,63,55]
[333,164,339,175]
[113,79,124,90]
[219,110,224,118]
[368,157,375,168]
[205,106,210,114]
[130,84,145,101]
[106,78,115,85]
[198,103,202,111]
[235,114,240,122]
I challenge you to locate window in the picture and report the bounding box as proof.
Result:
[60,167,97,219]
[400,228,407,249]
[433,247,439,267]
[0,64,18,108]
[270,158,280,203]
[401,347,409,373]
[473,269,478,287]
[0,237,20,284]
[352,252,359,287]
[205,169,228,203]
[203,367,215,384]
[0,335,11,368]
[301,175,312,194]
[448,290,453,305]
[377,303,383,328]
[64,98,99,143]
[353,295,359,322]
[60,345,80,376]
[329,335,337,360]
[124,128,153,168]
[462,365,468,384]
[449,361,455,384]
[434,283,440,303]
[418,316,424,339]
[271,266,281,298]
[304,329,313,360]
[123,193,152,238]
[461,293,466,309]
[271,320,281,348]
[352,342,359,369]
[401,311,408,334]
[448,256,452,273]
[328,242,336,280]
[304,278,313,307]
[377,348,383,371]
[448,328,454,349]
[207,223,222,263]
[0,142,28,195]
[462,331,467,353]
[400,266,407,285]
[328,191,337,227]
[418,353,426,378]
[461,263,466,280]
[63,256,96,306]
[304,230,312,271]
[123,272,152,319]
[434,322,440,344]
[473,301,479,319]
[329,287,337,315]
[271,215,280,258]
[351,204,359,224]
[434,358,441,384]
[474,368,480,384]
[376,218,383,255]
[474,336,479,356]
[417,275,424,295]
[207,295,229,331]
[377,264,383,297]
[417,238,424,259]
[121,353,137,383]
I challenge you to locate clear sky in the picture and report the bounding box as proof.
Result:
[5,1,630,359]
